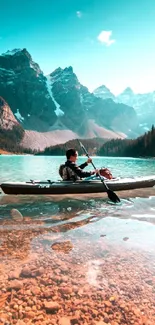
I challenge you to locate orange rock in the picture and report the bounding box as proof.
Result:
[31,286,41,296]
[44,301,60,312]
[20,266,32,277]
[59,287,72,295]
[8,270,21,280]
[25,311,35,318]
[104,301,112,307]
[109,296,116,302]
[8,280,23,290]
[58,317,71,325]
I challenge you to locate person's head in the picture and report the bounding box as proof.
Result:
[66,148,78,162]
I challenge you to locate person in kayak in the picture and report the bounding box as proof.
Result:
[59,148,99,181]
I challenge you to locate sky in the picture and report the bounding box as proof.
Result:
[0,0,155,95]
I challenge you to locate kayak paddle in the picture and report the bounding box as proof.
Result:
[78,140,120,203]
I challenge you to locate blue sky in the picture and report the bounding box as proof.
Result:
[0,0,155,94]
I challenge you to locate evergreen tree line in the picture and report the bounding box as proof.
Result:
[36,138,106,156]
[1,125,155,157]
[97,125,155,157]
[0,125,35,154]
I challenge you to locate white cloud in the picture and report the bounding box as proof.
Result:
[97,30,115,46]
[76,11,82,18]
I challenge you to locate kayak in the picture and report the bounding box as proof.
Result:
[0,176,155,195]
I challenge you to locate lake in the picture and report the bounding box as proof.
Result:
[0,155,155,324]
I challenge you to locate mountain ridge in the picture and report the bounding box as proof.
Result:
[94,85,155,132]
[0,48,142,150]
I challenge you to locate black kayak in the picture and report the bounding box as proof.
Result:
[0,176,155,195]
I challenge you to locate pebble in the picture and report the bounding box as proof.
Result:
[44,301,61,312]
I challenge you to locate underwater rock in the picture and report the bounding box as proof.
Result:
[10,208,24,221]
[51,240,73,254]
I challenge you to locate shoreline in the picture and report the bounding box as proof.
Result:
[0,149,154,159]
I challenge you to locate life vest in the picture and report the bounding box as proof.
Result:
[59,164,80,181]
[59,164,65,178]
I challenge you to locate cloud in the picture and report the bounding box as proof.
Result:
[76,11,82,18]
[97,30,115,46]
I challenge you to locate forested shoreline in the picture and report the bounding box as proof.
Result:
[97,126,155,157]
[0,126,155,157]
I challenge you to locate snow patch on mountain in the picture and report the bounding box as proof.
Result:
[0,67,15,75]
[80,93,84,104]
[14,109,24,122]
[46,76,64,117]
[6,81,13,85]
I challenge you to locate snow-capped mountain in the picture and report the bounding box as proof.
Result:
[93,85,115,100]
[46,66,138,136]
[94,85,155,131]
[0,48,57,131]
[0,48,139,149]
[117,88,155,130]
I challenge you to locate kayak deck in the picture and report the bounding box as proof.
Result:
[1,176,155,195]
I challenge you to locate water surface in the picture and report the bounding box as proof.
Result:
[0,156,155,324]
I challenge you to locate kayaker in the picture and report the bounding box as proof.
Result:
[59,148,99,181]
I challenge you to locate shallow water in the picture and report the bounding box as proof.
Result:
[0,156,155,324]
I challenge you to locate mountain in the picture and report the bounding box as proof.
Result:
[117,87,135,106]
[0,96,27,153]
[0,48,56,131]
[94,85,155,132]
[0,48,140,150]
[0,96,19,129]
[21,129,79,151]
[117,88,155,130]
[93,85,115,100]
[47,67,138,136]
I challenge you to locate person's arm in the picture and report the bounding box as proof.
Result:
[79,158,92,169]
[68,162,95,178]
[79,162,88,169]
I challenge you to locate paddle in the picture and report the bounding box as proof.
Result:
[77,139,120,203]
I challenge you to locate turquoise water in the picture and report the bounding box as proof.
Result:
[0,155,155,182]
[0,155,155,323]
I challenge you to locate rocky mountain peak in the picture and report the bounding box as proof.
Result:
[0,49,56,131]
[0,48,140,142]
[64,66,73,73]
[46,66,138,136]
[2,48,23,56]
[0,48,42,75]
[117,87,155,131]
[48,66,78,87]
[93,84,115,100]
[50,67,63,78]
[94,85,110,92]
[120,87,134,95]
